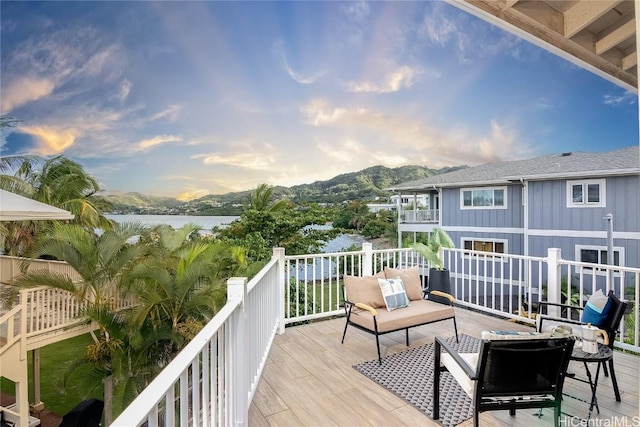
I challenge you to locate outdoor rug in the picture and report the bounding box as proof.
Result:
[353,334,480,427]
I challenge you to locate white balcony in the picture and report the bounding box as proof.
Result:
[108,245,639,426]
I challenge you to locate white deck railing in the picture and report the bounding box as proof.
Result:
[5,245,638,426]
[111,250,283,427]
[399,209,439,223]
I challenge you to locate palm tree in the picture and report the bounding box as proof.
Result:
[0,155,114,255]
[245,183,289,212]
[114,224,250,405]
[8,222,148,424]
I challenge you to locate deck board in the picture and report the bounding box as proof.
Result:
[250,307,640,426]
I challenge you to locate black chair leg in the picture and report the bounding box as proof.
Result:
[608,359,621,402]
[376,334,382,365]
[509,408,515,416]
[602,360,609,377]
[341,312,351,344]
[433,340,441,420]
[453,317,459,343]
[405,328,409,346]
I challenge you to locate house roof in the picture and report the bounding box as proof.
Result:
[388,146,640,191]
[0,189,75,221]
[447,0,637,92]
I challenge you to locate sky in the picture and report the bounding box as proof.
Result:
[1,1,638,201]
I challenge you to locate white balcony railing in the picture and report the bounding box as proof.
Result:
[5,244,637,426]
[398,209,439,223]
[111,250,283,427]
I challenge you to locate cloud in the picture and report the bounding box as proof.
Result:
[273,39,326,85]
[192,139,277,170]
[603,92,636,106]
[302,99,532,168]
[151,104,183,121]
[118,79,131,101]
[346,65,425,93]
[138,135,182,150]
[19,126,79,155]
[0,77,56,112]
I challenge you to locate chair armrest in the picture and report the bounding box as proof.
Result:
[537,301,584,314]
[429,290,455,304]
[537,314,586,333]
[435,336,477,380]
[355,302,378,316]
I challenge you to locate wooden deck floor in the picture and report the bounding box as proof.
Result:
[249,307,640,426]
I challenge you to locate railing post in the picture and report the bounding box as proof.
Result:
[273,247,286,335]
[547,248,562,318]
[227,277,248,427]
[362,243,373,276]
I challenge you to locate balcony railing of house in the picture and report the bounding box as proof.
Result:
[398,208,439,223]
[112,243,639,426]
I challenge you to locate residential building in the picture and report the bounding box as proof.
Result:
[389,146,640,270]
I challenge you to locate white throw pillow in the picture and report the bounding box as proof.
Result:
[377,278,410,311]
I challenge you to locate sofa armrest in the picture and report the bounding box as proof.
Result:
[429,290,455,304]
[355,302,378,316]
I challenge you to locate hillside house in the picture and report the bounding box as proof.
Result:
[389,146,640,272]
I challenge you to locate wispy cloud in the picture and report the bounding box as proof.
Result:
[302,99,532,168]
[603,91,636,106]
[151,104,183,121]
[346,65,425,93]
[138,135,182,150]
[192,139,277,170]
[19,125,79,155]
[273,40,326,85]
[1,77,56,112]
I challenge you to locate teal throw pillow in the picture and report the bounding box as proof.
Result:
[377,278,410,311]
[581,289,612,327]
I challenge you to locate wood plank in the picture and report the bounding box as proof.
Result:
[250,308,639,426]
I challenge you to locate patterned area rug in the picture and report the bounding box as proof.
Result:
[353,334,480,427]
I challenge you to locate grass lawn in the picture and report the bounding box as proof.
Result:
[1,334,103,416]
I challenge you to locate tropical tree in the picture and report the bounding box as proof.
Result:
[113,224,252,407]
[245,183,289,212]
[7,222,148,423]
[0,155,114,255]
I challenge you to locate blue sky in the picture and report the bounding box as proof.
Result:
[1,1,638,200]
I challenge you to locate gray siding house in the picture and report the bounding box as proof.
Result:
[389,146,640,270]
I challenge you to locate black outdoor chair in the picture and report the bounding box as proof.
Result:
[58,398,104,427]
[433,336,575,427]
[537,289,628,401]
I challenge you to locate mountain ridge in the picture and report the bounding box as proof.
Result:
[105,164,466,214]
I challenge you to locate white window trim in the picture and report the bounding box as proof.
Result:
[461,237,508,263]
[574,244,624,276]
[566,179,606,208]
[460,186,508,210]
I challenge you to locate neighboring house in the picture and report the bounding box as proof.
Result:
[389,146,640,270]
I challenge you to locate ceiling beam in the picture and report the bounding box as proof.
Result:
[596,17,635,55]
[622,50,637,71]
[564,0,623,38]
[447,0,637,91]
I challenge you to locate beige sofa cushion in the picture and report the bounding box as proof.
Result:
[384,266,423,301]
[344,273,385,308]
[349,299,454,333]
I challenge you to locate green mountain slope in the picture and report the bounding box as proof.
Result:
[105,164,464,214]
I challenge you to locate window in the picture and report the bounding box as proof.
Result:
[461,187,507,209]
[575,245,624,275]
[462,238,507,261]
[566,179,605,207]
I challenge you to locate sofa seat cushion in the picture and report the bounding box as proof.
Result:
[384,266,423,301]
[349,299,454,333]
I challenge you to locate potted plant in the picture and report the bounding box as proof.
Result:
[410,227,455,302]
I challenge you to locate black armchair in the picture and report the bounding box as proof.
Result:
[537,290,628,401]
[433,336,575,427]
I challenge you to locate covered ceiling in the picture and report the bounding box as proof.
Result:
[448,0,637,92]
